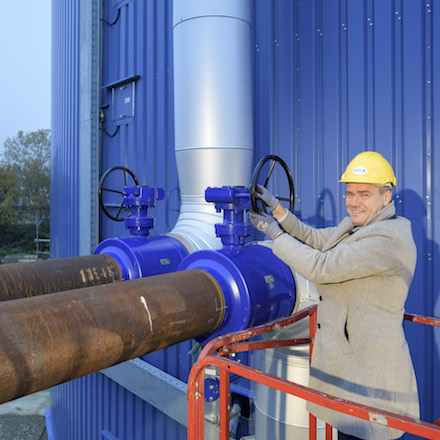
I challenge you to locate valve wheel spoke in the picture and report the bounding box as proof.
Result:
[98,166,139,221]
[100,187,123,195]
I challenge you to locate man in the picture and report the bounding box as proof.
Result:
[250,151,419,440]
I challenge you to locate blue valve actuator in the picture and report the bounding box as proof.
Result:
[123,186,164,237]
[205,186,252,248]
[95,185,188,280]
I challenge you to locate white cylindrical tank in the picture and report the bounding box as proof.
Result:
[253,272,335,440]
[254,343,327,440]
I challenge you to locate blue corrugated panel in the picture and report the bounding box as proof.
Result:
[50,0,81,258]
[50,0,439,438]
[252,1,440,434]
[49,370,187,440]
[48,344,193,440]
[99,0,178,241]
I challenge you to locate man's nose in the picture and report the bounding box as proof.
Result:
[350,196,360,206]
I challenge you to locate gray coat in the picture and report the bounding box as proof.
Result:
[272,201,419,439]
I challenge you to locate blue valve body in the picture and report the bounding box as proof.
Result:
[177,242,296,343]
[95,236,188,280]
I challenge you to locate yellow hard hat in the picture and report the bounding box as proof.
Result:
[339,151,396,186]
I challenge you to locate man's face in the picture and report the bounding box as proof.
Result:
[345,183,391,226]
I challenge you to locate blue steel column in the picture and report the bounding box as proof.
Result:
[79,0,100,255]
[50,0,81,258]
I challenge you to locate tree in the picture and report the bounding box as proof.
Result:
[0,165,19,224]
[2,129,51,220]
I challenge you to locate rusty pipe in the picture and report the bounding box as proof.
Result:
[0,269,224,405]
[0,254,122,301]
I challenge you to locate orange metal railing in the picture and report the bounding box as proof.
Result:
[187,305,440,440]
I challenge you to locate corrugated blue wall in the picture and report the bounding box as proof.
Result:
[50,0,440,438]
[51,1,81,258]
[50,351,189,440]
[252,2,440,431]
[99,0,178,241]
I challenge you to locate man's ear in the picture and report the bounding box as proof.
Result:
[384,190,392,206]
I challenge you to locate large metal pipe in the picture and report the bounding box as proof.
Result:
[0,254,122,301]
[0,269,224,405]
[170,0,254,251]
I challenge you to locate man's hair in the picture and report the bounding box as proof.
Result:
[378,183,393,195]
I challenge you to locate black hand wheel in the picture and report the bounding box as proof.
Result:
[250,155,295,213]
[98,166,139,221]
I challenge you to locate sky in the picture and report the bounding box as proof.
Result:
[0,1,51,150]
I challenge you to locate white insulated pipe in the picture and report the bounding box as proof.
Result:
[169,0,254,251]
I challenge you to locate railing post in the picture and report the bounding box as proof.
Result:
[309,306,317,440]
[188,363,206,440]
[309,414,317,440]
[220,367,231,439]
[326,423,333,440]
[309,306,317,358]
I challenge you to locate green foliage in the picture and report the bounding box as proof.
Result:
[0,165,19,224]
[2,129,51,220]
[0,129,51,258]
[0,223,37,260]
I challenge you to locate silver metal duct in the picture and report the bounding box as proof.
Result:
[169,0,253,251]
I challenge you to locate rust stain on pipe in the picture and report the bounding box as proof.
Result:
[0,254,122,301]
[0,269,224,404]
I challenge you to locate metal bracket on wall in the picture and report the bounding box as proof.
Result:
[102,75,140,127]
[113,0,132,9]
[101,358,220,438]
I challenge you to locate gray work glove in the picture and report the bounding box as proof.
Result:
[250,185,279,211]
[249,210,283,240]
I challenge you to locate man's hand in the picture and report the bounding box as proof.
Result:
[250,185,287,219]
[249,210,284,240]
[250,185,279,211]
